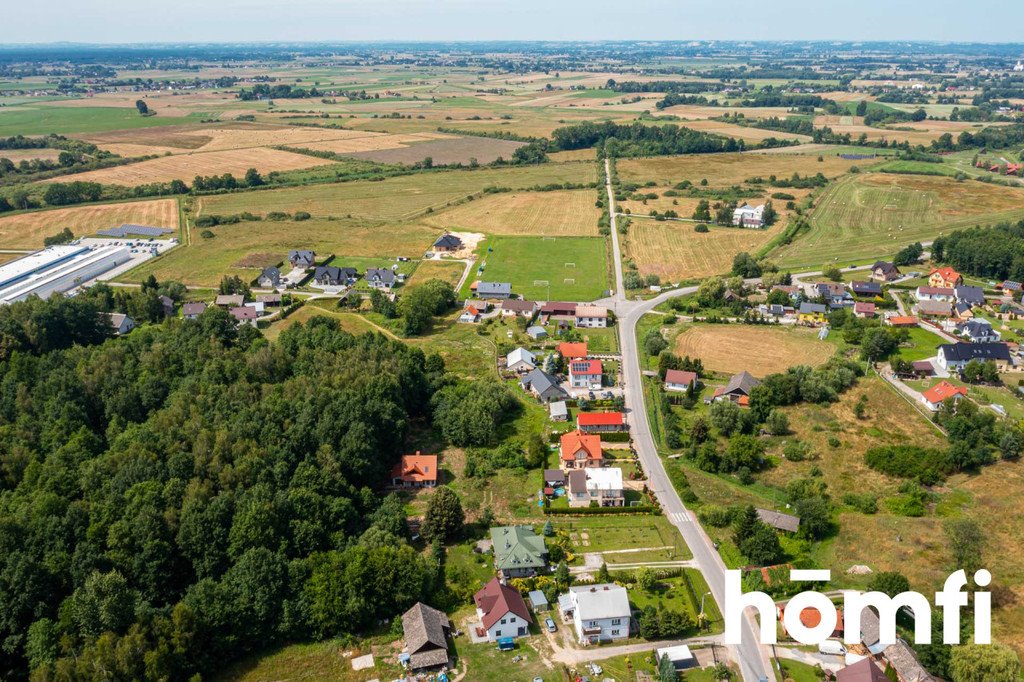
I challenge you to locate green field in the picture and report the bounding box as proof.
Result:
[472,235,608,301]
[772,172,1024,267]
[0,105,194,136]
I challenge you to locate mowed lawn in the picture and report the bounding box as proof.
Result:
[772,172,1024,267]
[0,199,179,249]
[121,218,436,287]
[423,189,600,237]
[674,324,834,376]
[616,151,864,187]
[624,220,786,281]
[197,163,597,222]
[474,235,608,301]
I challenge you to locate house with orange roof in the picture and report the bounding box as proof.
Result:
[928,267,962,289]
[920,381,968,411]
[557,342,588,360]
[391,452,439,488]
[560,430,603,470]
[886,315,918,327]
[458,305,481,324]
[577,411,626,433]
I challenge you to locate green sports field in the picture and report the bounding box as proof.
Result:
[471,235,609,301]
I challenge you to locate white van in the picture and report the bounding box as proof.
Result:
[818,639,847,656]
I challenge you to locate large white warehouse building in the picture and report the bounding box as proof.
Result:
[0,244,131,305]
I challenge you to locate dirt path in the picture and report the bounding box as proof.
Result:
[551,634,724,666]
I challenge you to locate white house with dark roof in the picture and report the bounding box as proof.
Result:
[366,268,396,290]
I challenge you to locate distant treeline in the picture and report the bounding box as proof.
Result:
[931,220,1024,282]
[931,122,1024,151]
[606,79,726,94]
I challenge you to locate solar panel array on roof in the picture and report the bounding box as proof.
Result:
[97,224,175,238]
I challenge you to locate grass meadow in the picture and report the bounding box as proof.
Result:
[772,172,1024,267]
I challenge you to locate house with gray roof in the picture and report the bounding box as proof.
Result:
[491,525,548,578]
[954,285,985,307]
[526,325,547,340]
[182,302,207,319]
[562,584,631,644]
[958,319,1000,343]
[476,281,512,299]
[710,371,761,404]
[288,250,315,268]
[520,368,569,403]
[366,267,396,290]
[258,266,281,288]
[401,602,451,671]
[757,508,800,533]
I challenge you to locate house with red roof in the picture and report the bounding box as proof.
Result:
[664,369,698,392]
[560,430,603,470]
[928,267,962,289]
[568,359,603,389]
[473,578,532,642]
[557,342,588,360]
[854,301,876,318]
[391,452,439,488]
[921,381,968,411]
[577,411,626,433]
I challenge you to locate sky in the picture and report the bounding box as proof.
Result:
[5,0,1023,44]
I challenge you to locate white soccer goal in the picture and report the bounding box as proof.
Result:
[564,262,576,268]
[533,279,549,286]
[563,278,575,285]
[542,236,557,241]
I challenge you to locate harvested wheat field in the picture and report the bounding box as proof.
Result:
[344,135,525,165]
[625,221,784,281]
[617,151,864,187]
[85,122,393,155]
[299,131,454,155]
[423,189,600,236]
[0,199,179,249]
[674,324,833,376]
[46,147,333,187]
[0,148,66,163]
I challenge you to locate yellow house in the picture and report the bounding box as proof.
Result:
[798,302,828,325]
[928,267,962,289]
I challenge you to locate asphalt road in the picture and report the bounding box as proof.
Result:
[602,159,772,682]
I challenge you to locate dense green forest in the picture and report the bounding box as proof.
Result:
[931,220,1024,281]
[0,296,500,680]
